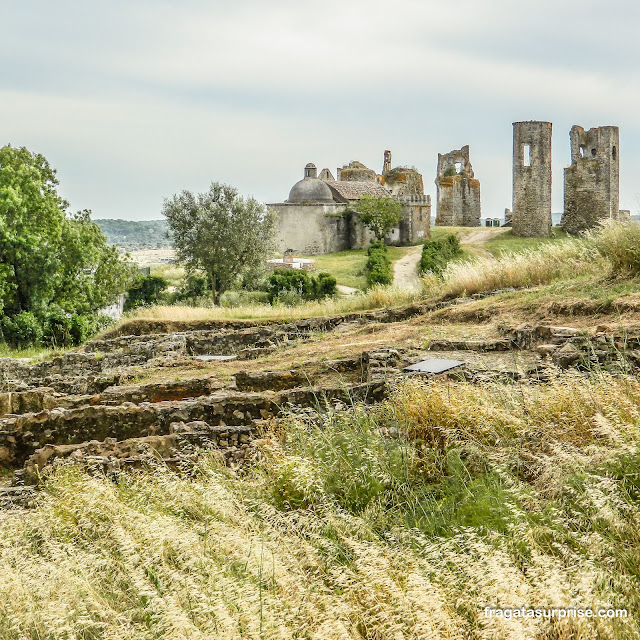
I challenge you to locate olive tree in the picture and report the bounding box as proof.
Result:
[355,193,403,242]
[162,182,277,304]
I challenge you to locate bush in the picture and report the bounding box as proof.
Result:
[267,270,337,304]
[177,274,209,300]
[124,275,169,310]
[311,272,337,299]
[419,234,462,276]
[365,242,392,287]
[40,307,110,347]
[0,312,43,348]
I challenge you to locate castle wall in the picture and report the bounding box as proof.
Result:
[270,203,351,255]
[512,121,552,237]
[562,125,620,234]
[435,146,481,227]
[396,196,431,244]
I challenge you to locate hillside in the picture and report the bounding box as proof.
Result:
[94,218,172,249]
[1,224,640,638]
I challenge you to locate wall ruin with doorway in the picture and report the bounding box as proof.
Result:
[512,121,552,237]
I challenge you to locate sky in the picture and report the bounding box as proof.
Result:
[1,0,639,220]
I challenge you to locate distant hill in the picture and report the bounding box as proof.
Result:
[94,219,172,249]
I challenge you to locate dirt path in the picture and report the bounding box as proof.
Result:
[336,284,359,296]
[456,227,509,258]
[393,245,423,289]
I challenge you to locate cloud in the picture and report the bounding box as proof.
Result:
[0,0,638,219]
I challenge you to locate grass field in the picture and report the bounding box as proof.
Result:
[485,227,569,256]
[2,376,639,638]
[300,246,410,290]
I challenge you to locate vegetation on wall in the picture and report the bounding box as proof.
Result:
[354,194,403,242]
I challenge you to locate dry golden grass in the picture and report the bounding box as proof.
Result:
[423,239,605,299]
[123,285,425,324]
[1,376,639,638]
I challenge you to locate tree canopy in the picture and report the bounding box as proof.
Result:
[0,145,135,345]
[354,193,403,242]
[162,182,276,304]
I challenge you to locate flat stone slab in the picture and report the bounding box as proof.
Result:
[404,359,464,374]
[193,355,237,361]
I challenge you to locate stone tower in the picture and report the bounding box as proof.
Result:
[435,145,481,227]
[512,121,552,237]
[562,125,619,234]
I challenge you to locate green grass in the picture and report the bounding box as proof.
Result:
[0,344,62,360]
[300,246,410,290]
[485,227,568,256]
[149,263,185,288]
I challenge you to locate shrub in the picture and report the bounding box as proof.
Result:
[124,275,169,310]
[365,242,392,287]
[311,272,337,299]
[267,270,337,304]
[0,312,43,347]
[419,234,462,275]
[38,307,110,347]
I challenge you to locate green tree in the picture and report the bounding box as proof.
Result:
[162,182,277,304]
[0,145,66,315]
[56,210,137,314]
[354,193,403,243]
[0,145,135,345]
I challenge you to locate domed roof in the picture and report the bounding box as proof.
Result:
[287,178,334,204]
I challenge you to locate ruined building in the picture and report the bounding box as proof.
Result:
[511,121,552,237]
[562,125,620,234]
[269,152,430,255]
[434,145,481,227]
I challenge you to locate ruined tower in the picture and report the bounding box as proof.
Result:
[435,145,481,227]
[512,121,552,237]
[562,125,619,234]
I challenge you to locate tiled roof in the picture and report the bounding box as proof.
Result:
[324,180,390,201]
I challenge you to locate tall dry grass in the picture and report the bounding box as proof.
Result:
[1,376,640,638]
[124,285,424,324]
[590,219,640,276]
[422,238,605,299]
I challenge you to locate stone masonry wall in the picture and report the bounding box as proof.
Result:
[512,121,552,237]
[562,125,620,234]
[435,145,481,227]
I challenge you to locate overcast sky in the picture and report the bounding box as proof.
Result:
[2,0,638,220]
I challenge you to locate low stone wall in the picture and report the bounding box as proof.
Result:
[24,420,257,484]
[0,381,387,469]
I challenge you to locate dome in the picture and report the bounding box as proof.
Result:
[287,178,334,204]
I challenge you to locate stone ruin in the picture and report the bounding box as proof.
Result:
[3,288,640,509]
[562,125,620,234]
[511,121,553,237]
[435,145,481,227]
[510,121,626,238]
